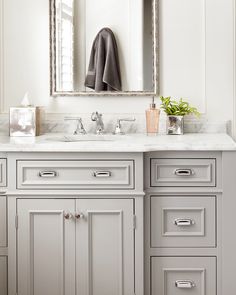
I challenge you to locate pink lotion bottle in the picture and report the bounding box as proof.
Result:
[146,97,160,135]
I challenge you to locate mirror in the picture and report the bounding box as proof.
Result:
[50,0,158,96]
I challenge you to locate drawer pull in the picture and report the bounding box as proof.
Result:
[38,171,58,178]
[174,218,195,226]
[175,280,195,289]
[93,171,112,178]
[174,169,194,176]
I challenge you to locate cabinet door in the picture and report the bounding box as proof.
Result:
[76,199,135,295]
[17,199,76,295]
[0,256,7,295]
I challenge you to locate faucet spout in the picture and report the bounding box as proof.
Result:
[91,112,105,134]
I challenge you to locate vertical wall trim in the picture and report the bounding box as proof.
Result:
[233,0,236,139]
[0,0,5,113]
[203,0,207,115]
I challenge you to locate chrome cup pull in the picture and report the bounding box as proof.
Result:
[75,213,84,219]
[64,212,73,220]
[174,218,195,226]
[174,168,194,176]
[38,171,58,178]
[175,280,195,289]
[93,171,112,178]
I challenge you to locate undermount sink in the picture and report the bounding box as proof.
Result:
[46,134,118,142]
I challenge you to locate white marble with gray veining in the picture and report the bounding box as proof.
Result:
[0,113,230,135]
[0,133,235,152]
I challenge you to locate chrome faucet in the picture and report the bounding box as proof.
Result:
[64,117,87,135]
[113,118,136,135]
[91,112,105,134]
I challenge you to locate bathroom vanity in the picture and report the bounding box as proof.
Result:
[0,133,235,295]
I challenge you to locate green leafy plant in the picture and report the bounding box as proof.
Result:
[160,96,200,117]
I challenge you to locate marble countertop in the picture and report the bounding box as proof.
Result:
[0,133,235,152]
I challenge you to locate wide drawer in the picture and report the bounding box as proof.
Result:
[0,159,7,187]
[151,257,216,295]
[151,158,216,187]
[150,196,216,248]
[0,196,7,247]
[0,256,7,295]
[17,160,134,190]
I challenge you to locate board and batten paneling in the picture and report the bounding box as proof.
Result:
[0,0,235,132]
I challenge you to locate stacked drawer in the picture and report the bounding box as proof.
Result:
[0,158,7,295]
[149,156,217,295]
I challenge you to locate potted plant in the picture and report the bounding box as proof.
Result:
[160,96,200,135]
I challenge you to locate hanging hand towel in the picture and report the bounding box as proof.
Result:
[85,28,122,91]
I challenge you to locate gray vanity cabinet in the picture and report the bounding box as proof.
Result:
[17,198,135,295]
[145,152,221,295]
[6,152,144,295]
[5,149,231,295]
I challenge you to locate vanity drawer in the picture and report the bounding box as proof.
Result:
[151,257,216,295]
[0,159,7,187]
[17,160,134,190]
[150,196,216,248]
[0,196,7,247]
[0,256,7,295]
[151,158,216,187]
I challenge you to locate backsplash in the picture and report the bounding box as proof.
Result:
[0,113,229,136]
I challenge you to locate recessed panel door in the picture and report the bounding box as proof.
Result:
[76,198,135,295]
[17,198,76,295]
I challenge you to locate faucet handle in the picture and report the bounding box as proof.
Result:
[64,117,86,135]
[91,112,105,134]
[113,118,136,135]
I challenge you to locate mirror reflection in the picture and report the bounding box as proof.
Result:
[51,0,157,95]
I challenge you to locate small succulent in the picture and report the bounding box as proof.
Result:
[160,96,200,117]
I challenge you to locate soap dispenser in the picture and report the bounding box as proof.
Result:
[146,97,160,135]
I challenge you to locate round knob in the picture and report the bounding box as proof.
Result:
[75,213,84,219]
[64,212,72,220]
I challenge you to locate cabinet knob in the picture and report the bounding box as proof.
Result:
[64,212,73,220]
[75,213,84,219]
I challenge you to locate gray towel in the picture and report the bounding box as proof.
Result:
[85,28,122,91]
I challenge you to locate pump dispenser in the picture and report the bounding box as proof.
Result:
[145,97,160,135]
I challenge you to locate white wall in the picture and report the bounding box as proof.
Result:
[0,0,235,128]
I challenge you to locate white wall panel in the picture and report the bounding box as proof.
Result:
[0,0,235,126]
[159,0,206,112]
